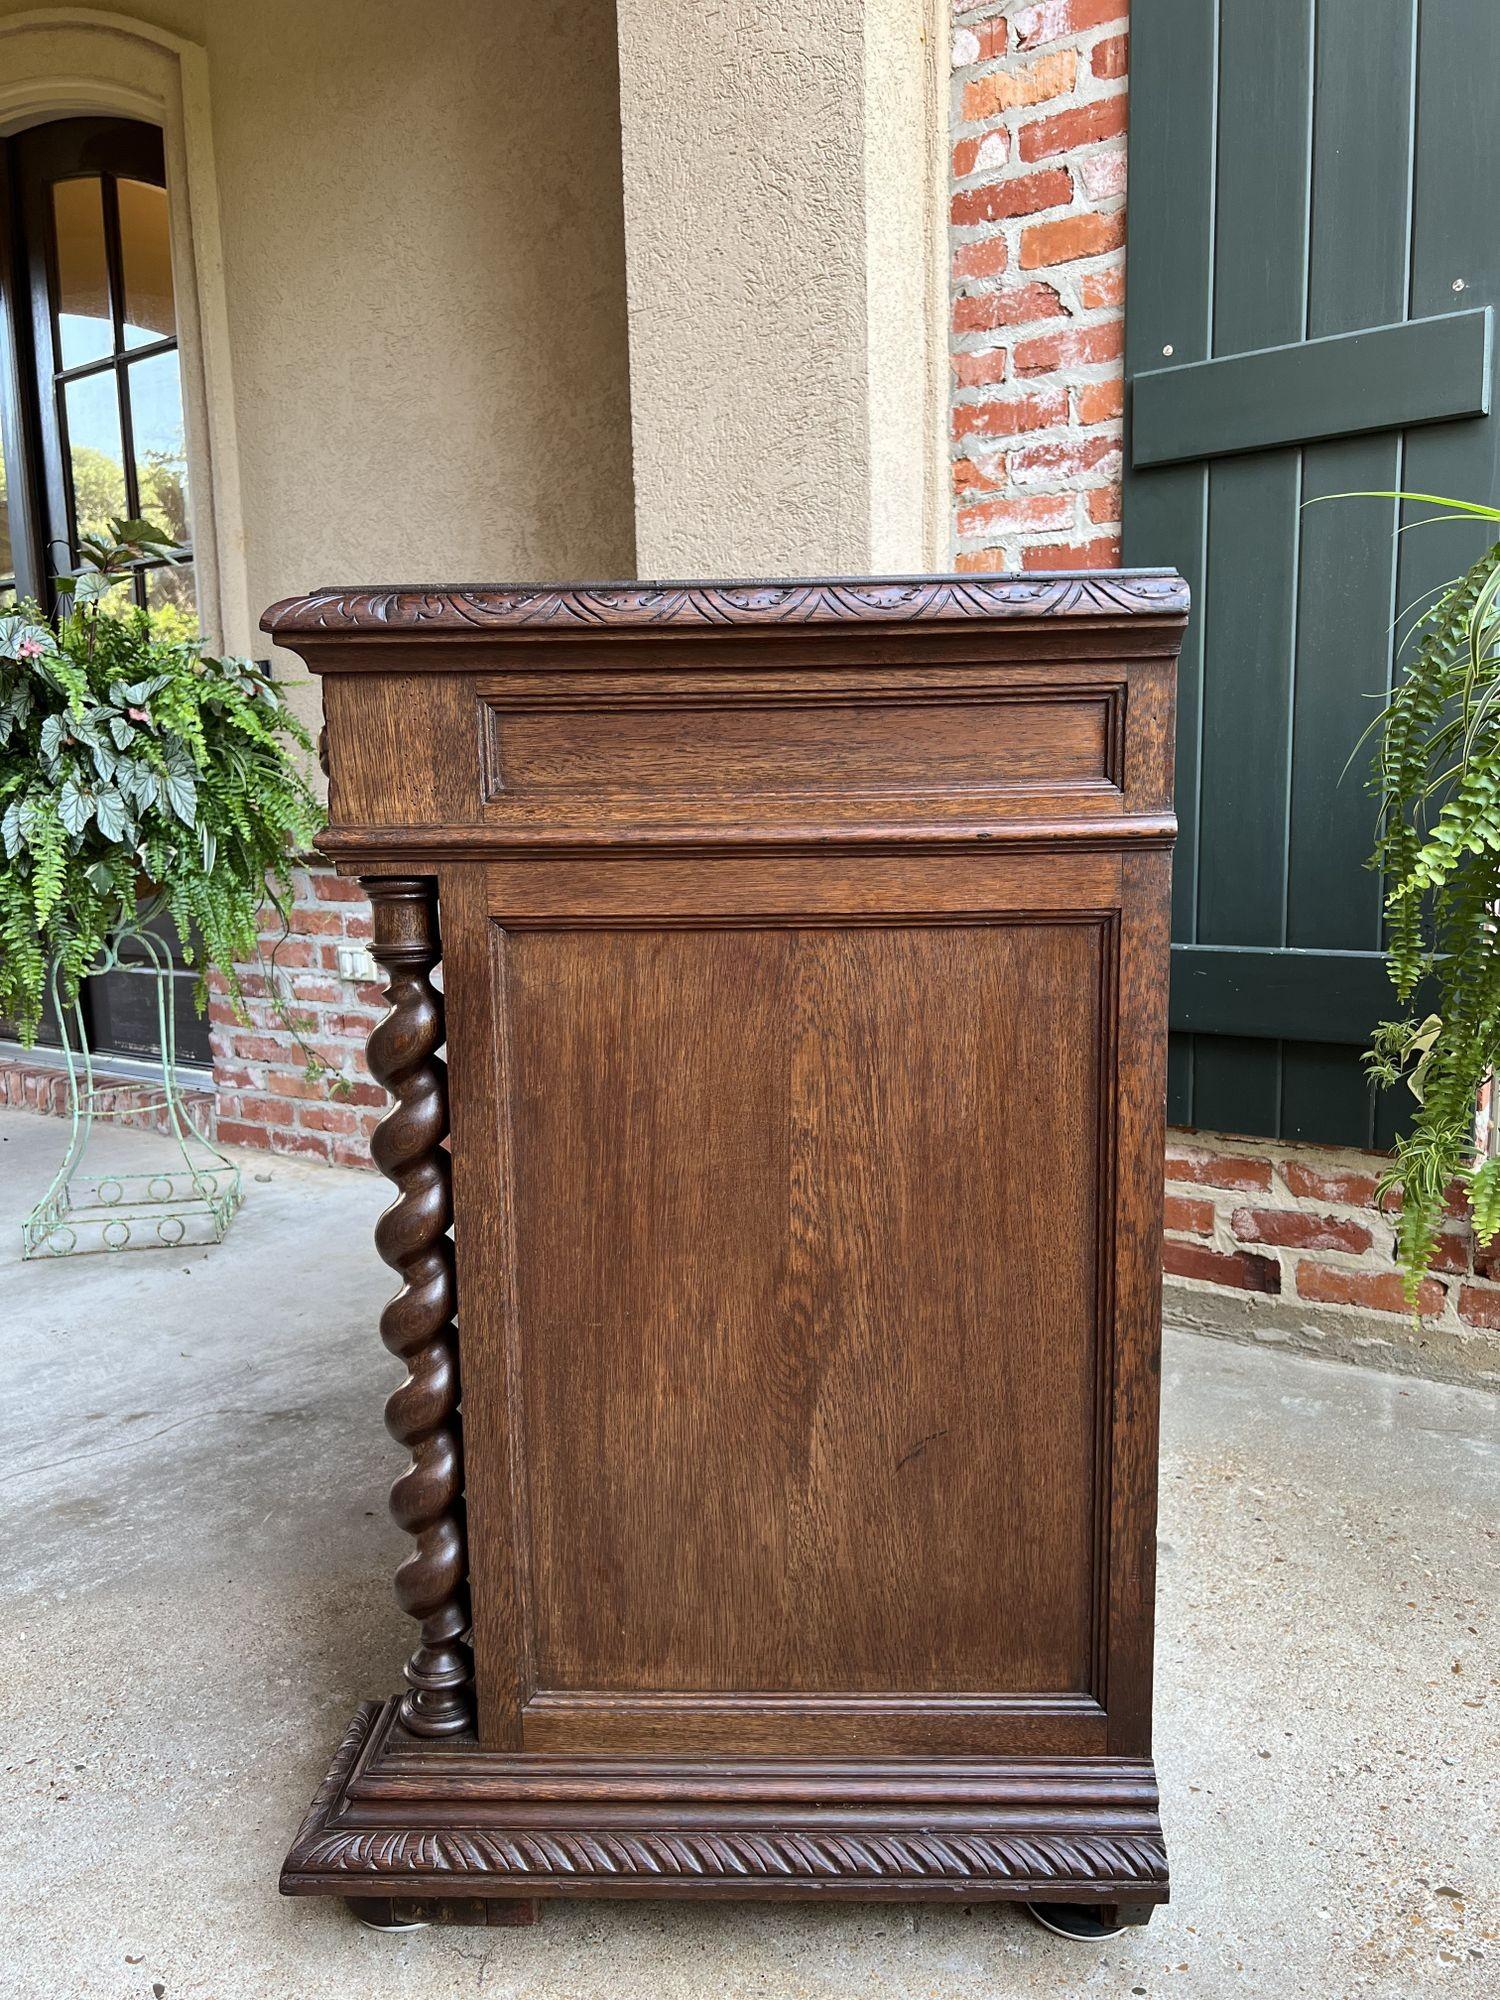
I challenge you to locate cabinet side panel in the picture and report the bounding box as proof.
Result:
[501,920,1104,1706]
[1105,851,1173,1754]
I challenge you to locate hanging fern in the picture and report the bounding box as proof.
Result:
[0,517,325,1050]
[1365,495,1500,1296]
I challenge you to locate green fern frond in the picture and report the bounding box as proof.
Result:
[1369,521,1500,1300]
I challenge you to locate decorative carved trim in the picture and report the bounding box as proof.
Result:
[292,1823,1169,1889]
[282,1702,1169,1901]
[363,879,473,1737]
[263,572,1189,638]
[285,1703,381,1862]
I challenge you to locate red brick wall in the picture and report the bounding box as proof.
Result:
[0,1054,217,1139]
[950,0,1127,572]
[1164,1132,1500,1380]
[208,865,385,1168]
[0,861,385,1168]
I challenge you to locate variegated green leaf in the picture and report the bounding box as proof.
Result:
[57,776,92,836]
[162,761,197,827]
[92,786,128,843]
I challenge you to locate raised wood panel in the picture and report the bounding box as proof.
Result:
[493,920,1106,1747]
[481,690,1119,802]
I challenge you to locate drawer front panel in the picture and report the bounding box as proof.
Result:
[317,661,1176,847]
[482,690,1119,802]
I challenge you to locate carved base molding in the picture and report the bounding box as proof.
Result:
[282,1701,1170,1909]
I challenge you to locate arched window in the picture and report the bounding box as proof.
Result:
[1,116,194,629]
[0,114,207,1065]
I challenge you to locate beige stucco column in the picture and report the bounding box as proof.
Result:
[615,0,948,578]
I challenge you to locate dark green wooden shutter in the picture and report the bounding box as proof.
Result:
[1124,0,1500,1147]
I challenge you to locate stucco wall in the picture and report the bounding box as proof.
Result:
[865,0,950,572]
[614,0,868,576]
[0,0,637,672]
[615,0,946,577]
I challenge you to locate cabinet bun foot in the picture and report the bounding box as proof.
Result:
[345,1894,540,1931]
[1026,1900,1156,1939]
[345,1897,429,1932]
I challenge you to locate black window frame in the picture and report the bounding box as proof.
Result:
[7,116,194,612]
[0,115,208,1068]
[0,139,46,605]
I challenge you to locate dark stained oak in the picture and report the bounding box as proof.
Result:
[362,879,472,1737]
[263,571,1190,635]
[479,687,1117,799]
[509,922,1101,1701]
[269,571,1185,1925]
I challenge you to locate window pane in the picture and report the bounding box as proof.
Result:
[63,369,127,543]
[118,178,175,348]
[52,177,112,370]
[128,349,189,546]
[145,559,197,640]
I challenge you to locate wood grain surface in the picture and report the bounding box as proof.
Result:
[506,921,1102,1708]
[272,569,1185,1916]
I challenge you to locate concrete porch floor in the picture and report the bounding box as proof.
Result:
[1,1105,1494,2000]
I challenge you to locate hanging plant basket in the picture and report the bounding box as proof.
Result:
[0,515,324,1049]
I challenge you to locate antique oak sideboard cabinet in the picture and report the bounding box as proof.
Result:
[263,570,1186,1935]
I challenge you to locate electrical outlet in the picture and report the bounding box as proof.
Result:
[335,942,379,984]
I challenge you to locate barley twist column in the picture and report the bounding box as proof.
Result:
[362,876,472,1736]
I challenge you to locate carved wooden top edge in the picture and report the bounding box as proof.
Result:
[261,571,1190,639]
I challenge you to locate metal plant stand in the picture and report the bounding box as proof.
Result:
[21,912,242,1259]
